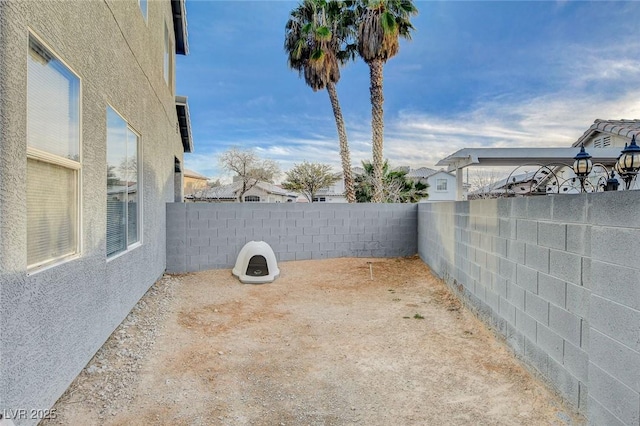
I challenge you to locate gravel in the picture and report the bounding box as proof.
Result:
[43,274,179,424]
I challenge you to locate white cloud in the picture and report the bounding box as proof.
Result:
[187,83,640,179]
[185,24,640,178]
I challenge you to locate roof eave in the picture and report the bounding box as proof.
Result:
[171,0,189,55]
[175,95,193,153]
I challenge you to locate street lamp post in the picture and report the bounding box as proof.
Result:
[572,144,593,192]
[617,134,640,190]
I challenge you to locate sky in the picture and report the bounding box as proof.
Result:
[176,1,640,181]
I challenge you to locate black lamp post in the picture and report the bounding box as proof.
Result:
[617,134,640,190]
[572,144,593,192]
[605,170,620,191]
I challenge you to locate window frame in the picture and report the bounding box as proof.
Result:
[436,178,448,192]
[26,30,82,274]
[106,105,143,260]
[244,195,260,202]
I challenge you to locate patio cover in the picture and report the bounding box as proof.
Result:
[435,147,623,200]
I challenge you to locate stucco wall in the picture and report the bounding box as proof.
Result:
[417,192,640,425]
[0,1,184,424]
[166,203,418,272]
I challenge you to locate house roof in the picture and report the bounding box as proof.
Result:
[406,167,436,178]
[175,95,193,153]
[315,188,345,197]
[192,181,298,200]
[436,147,623,170]
[183,168,208,180]
[171,0,189,55]
[572,119,640,147]
[352,166,365,175]
[427,170,455,178]
[351,165,442,178]
[406,167,438,178]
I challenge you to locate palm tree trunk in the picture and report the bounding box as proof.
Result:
[325,82,356,203]
[369,59,385,203]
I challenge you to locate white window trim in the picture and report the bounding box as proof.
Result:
[435,178,448,192]
[27,146,82,171]
[27,30,83,275]
[106,241,143,263]
[106,105,143,259]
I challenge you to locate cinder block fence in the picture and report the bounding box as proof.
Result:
[166,203,416,272]
[418,192,640,426]
[166,193,640,425]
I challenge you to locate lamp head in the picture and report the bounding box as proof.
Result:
[573,144,593,178]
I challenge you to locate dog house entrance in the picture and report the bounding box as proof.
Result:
[232,241,280,284]
[246,255,268,277]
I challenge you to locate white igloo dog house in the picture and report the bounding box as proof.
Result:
[232,241,280,284]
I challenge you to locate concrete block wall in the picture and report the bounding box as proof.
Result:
[166,203,417,272]
[417,192,640,425]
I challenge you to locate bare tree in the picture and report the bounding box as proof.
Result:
[282,161,341,203]
[206,179,222,188]
[355,160,428,203]
[467,169,504,199]
[219,148,280,202]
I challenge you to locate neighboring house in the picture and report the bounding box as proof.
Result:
[183,168,209,197]
[573,118,640,149]
[0,1,192,422]
[436,120,628,199]
[517,119,640,195]
[311,166,457,203]
[405,167,457,202]
[314,178,348,203]
[422,170,457,202]
[565,119,640,191]
[467,171,541,199]
[189,181,298,203]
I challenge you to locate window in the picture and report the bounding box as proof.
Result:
[312,197,326,202]
[138,0,147,20]
[27,34,81,270]
[244,195,260,202]
[436,179,448,192]
[107,107,140,257]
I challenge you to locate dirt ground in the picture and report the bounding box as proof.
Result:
[46,257,584,425]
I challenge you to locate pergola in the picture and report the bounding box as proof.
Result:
[435,147,623,200]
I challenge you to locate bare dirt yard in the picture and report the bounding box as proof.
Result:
[46,257,583,425]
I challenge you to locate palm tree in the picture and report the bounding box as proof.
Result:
[355,160,428,203]
[285,0,357,203]
[356,0,418,202]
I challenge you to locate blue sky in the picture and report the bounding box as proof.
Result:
[177,1,640,180]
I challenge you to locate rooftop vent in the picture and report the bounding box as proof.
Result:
[232,241,280,284]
